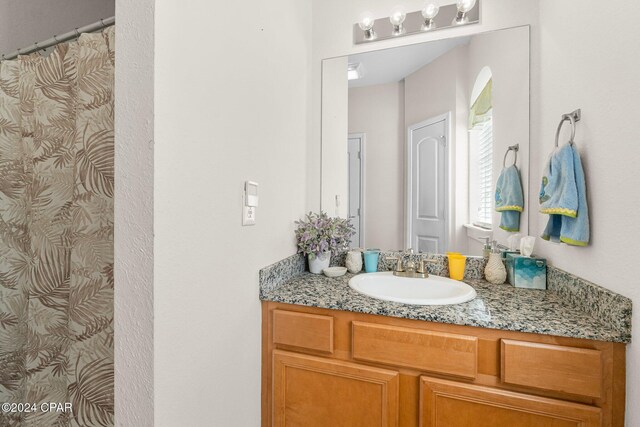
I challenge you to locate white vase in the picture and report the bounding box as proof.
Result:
[309,251,331,274]
[484,252,507,285]
[346,250,363,273]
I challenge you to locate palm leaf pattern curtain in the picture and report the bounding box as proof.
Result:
[0,27,114,427]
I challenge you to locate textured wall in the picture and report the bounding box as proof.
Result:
[114,0,154,425]
[154,0,312,425]
[0,0,114,54]
[321,57,349,218]
[533,1,640,424]
[466,28,530,245]
[348,82,404,250]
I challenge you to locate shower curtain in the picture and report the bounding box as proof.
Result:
[0,27,114,427]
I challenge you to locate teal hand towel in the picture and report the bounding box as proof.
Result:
[495,165,524,232]
[539,143,589,246]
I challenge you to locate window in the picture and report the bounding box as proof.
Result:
[468,67,493,229]
[471,114,493,227]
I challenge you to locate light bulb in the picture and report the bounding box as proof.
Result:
[389,6,406,27]
[358,11,375,31]
[421,1,439,30]
[389,6,406,35]
[358,11,376,40]
[456,0,477,13]
[454,0,477,24]
[421,2,440,20]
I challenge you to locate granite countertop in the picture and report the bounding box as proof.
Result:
[260,268,630,343]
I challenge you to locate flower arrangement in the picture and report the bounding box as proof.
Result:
[295,211,355,259]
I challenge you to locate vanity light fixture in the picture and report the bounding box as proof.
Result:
[454,0,478,25]
[347,63,364,81]
[358,11,376,40]
[421,1,440,30]
[389,6,407,35]
[353,0,480,44]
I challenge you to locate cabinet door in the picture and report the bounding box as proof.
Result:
[273,350,399,426]
[420,377,601,427]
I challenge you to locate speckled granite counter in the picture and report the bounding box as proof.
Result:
[259,254,632,343]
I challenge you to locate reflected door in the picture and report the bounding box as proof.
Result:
[348,134,363,247]
[407,115,448,253]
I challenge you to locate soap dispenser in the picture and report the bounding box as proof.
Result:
[480,237,491,258]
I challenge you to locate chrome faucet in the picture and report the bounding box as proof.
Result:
[386,248,437,278]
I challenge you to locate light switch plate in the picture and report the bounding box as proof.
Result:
[242,205,256,226]
[245,181,259,207]
[242,180,258,226]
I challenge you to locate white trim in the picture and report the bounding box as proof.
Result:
[463,223,493,243]
[114,1,154,423]
[348,132,366,248]
[405,112,451,252]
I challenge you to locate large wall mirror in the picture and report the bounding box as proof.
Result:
[321,26,530,256]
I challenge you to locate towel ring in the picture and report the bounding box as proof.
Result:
[503,144,519,168]
[555,109,581,147]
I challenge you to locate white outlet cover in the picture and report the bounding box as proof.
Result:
[242,205,256,226]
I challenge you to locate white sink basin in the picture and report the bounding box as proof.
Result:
[348,272,476,306]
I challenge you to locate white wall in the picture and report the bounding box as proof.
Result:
[312,0,640,423]
[349,82,404,249]
[114,0,155,425]
[154,1,312,426]
[0,0,115,54]
[467,27,530,244]
[533,1,640,425]
[321,57,349,218]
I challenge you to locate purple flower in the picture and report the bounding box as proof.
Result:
[295,211,356,257]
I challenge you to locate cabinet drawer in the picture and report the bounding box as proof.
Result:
[501,339,602,398]
[272,309,333,353]
[352,321,477,378]
[420,376,601,427]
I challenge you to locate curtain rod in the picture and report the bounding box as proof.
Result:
[1,16,115,62]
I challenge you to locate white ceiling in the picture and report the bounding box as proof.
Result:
[348,36,471,88]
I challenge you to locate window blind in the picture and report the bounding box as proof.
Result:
[474,114,493,227]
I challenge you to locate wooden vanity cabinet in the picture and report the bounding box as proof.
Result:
[262,302,626,427]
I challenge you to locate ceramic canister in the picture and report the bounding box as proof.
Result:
[346,250,363,273]
[309,251,331,274]
[484,252,507,285]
